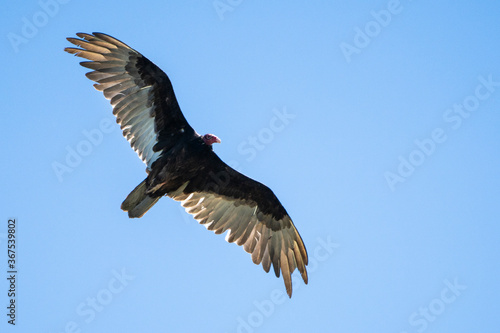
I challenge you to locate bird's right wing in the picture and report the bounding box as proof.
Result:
[65,32,195,170]
[167,153,308,297]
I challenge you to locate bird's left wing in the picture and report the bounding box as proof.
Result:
[65,32,195,170]
[168,153,308,297]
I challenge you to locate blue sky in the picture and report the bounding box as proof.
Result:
[1,1,500,332]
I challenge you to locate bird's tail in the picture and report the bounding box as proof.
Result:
[121,179,160,218]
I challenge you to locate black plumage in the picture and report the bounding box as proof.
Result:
[65,32,308,297]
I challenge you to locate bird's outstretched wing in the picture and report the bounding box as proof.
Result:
[166,151,308,297]
[65,32,195,170]
[65,32,308,297]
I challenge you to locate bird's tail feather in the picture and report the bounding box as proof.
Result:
[121,179,160,218]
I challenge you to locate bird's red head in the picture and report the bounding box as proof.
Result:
[202,134,221,145]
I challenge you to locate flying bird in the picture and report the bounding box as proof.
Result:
[65,32,308,297]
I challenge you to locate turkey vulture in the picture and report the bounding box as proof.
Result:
[65,32,308,297]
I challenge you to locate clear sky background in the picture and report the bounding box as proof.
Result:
[1,1,500,332]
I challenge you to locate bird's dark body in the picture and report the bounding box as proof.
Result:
[65,32,307,297]
[147,137,289,225]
